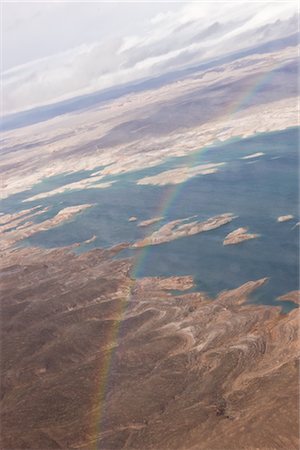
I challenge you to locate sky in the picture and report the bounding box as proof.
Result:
[2,1,298,116]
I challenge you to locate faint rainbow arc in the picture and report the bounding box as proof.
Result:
[91,58,286,448]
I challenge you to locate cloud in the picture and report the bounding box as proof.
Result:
[2,1,298,115]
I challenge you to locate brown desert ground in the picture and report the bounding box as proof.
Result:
[1,240,299,450]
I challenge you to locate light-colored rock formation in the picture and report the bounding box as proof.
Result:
[0,206,48,231]
[137,163,225,186]
[138,216,164,227]
[277,290,300,305]
[241,152,264,159]
[223,227,260,245]
[84,235,97,244]
[0,204,93,251]
[133,213,236,247]
[23,178,114,203]
[277,215,294,222]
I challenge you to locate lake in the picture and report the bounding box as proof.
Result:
[3,127,299,311]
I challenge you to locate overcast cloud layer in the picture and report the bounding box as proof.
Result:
[2,1,298,115]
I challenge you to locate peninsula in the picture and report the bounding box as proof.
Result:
[0,204,93,252]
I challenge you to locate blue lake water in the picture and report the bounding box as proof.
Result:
[2,127,299,311]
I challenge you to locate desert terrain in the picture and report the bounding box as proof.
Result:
[1,17,299,450]
[1,241,299,450]
[1,46,298,201]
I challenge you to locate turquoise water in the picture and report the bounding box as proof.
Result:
[2,128,299,310]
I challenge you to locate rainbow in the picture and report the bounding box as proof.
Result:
[90,288,131,448]
[91,57,287,448]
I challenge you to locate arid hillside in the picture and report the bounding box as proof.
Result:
[1,243,299,450]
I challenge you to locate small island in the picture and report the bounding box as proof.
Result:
[84,235,97,244]
[136,163,225,186]
[277,215,294,222]
[138,216,164,227]
[223,227,259,245]
[241,152,264,159]
[133,213,236,248]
